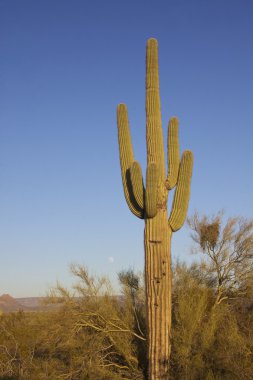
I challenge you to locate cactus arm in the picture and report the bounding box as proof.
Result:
[130,161,145,210]
[146,38,165,180]
[166,117,180,190]
[145,162,158,218]
[117,104,144,218]
[168,150,193,231]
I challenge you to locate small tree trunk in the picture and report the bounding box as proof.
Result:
[145,209,172,380]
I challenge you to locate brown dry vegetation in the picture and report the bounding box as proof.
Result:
[0,213,253,380]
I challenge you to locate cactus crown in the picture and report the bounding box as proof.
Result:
[117,38,193,231]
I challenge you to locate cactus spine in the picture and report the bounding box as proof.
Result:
[117,38,193,380]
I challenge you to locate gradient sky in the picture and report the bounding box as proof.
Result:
[1,0,253,297]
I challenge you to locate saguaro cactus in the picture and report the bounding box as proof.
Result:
[117,38,193,380]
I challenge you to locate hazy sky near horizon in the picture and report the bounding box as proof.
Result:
[1,0,253,297]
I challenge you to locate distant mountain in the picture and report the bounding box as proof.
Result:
[0,294,26,313]
[17,297,45,308]
[0,294,59,313]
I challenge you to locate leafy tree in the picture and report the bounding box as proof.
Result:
[188,212,253,304]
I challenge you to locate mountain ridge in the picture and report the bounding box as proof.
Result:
[0,294,54,313]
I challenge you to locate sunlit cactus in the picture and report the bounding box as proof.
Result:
[117,38,193,380]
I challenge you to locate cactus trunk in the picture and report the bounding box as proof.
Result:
[117,38,193,380]
[145,211,172,379]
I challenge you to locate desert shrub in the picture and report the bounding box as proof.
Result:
[0,265,145,379]
[170,262,253,380]
[0,260,253,379]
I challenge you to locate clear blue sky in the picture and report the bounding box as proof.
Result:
[1,0,253,297]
